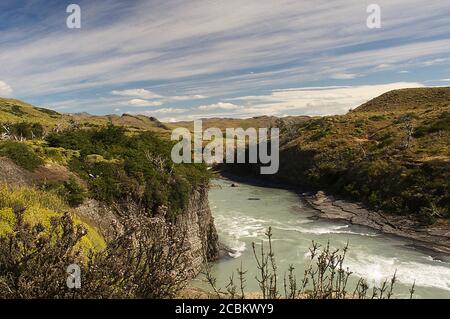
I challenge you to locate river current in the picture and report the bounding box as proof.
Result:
[192,179,450,298]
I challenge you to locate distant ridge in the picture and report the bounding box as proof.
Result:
[0,97,169,133]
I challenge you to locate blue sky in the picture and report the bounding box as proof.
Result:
[0,0,449,121]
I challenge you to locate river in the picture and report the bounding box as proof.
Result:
[192,179,450,299]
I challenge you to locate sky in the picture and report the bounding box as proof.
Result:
[0,0,449,121]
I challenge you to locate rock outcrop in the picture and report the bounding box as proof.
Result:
[305,191,450,256]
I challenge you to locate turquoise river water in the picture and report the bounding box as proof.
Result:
[192,179,450,299]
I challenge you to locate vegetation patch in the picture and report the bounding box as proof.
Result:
[47,124,209,217]
[0,141,44,170]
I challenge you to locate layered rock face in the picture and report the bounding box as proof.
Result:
[75,185,220,276]
[176,186,219,275]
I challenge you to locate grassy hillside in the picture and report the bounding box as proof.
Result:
[0,97,170,134]
[225,87,450,224]
[354,87,450,113]
[0,97,63,125]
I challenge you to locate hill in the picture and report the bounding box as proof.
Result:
[0,97,63,125]
[354,87,450,113]
[223,87,450,225]
[0,97,169,134]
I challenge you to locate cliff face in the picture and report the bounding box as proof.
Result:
[176,186,219,276]
[0,157,220,278]
[75,185,220,277]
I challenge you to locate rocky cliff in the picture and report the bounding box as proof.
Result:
[0,157,220,277]
[176,186,219,275]
[74,184,220,277]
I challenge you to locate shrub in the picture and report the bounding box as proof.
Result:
[9,105,25,116]
[414,111,450,137]
[63,177,87,207]
[0,122,45,140]
[205,228,413,299]
[0,141,44,170]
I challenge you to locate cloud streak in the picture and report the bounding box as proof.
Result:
[0,0,448,118]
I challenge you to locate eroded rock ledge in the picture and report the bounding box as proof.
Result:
[304,191,450,256]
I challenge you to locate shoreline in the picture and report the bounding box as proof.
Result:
[215,172,450,259]
[303,191,450,259]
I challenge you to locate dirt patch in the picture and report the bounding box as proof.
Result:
[0,157,72,187]
[30,163,71,183]
[0,157,33,186]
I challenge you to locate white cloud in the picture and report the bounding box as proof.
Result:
[112,89,162,99]
[229,82,425,116]
[438,79,450,82]
[0,81,13,96]
[198,102,242,111]
[170,94,208,101]
[375,64,392,69]
[155,108,185,114]
[126,99,163,107]
[399,70,409,74]
[111,88,207,107]
[423,58,450,66]
[330,73,358,80]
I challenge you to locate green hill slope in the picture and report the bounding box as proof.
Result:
[0,97,63,125]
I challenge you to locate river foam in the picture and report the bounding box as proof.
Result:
[345,252,450,293]
[205,179,450,298]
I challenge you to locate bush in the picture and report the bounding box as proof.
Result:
[414,111,450,137]
[63,177,87,207]
[0,207,189,298]
[0,141,44,170]
[0,122,45,140]
[47,125,210,217]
